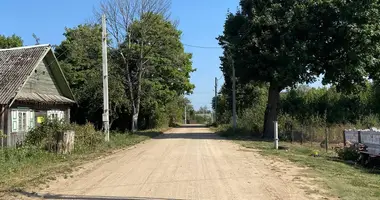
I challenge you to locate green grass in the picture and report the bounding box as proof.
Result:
[0,130,163,193]
[218,128,380,200]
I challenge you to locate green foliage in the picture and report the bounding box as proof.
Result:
[0,34,23,49]
[55,24,128,127]
[56,14,194,131]
[71,123,104,152]
[218,0,380,138]
[280,84,380,126]
[25,120,105,153]
[0,130,6,139]
[217,82,380,143]
[25,120,71,150]
[336,147,360,161]
[238,88,267,135]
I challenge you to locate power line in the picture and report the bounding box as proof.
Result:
[182,43,222,49]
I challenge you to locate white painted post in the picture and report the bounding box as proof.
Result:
[274,121,279,149]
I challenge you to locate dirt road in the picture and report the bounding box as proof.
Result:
[19,126,328,200]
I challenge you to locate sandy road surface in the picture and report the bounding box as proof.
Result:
[18,126,329,200]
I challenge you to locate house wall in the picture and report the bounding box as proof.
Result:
[0,105,6,147]
[6,103,70,147]
[20,59,61,95]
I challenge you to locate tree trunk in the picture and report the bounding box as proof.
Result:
[131,107,139,132]
[131,41,144,133]
[131,75,142,132]
[263,83,280,139]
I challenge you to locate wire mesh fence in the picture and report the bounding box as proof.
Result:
[279,121,346,150]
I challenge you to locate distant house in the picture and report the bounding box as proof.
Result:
[0,44,76,147]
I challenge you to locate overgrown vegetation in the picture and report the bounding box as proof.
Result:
[0,121,163,192]
[335,146,361,162]
[214,83,380,144]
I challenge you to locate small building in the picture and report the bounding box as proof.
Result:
[0,44,76,147]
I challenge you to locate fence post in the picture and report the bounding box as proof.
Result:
[291,124,294,144]
[274,121,279,150]
[301,125,304,145]
[311,127,313,147]
[325,127,328,152]
[343,130,346,147]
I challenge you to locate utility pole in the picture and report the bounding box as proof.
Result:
[102,14,110,142]
[214,77,218,123]
[232,58,237,132]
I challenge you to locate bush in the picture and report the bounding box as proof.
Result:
[357,114,380,129]
[25,120,105,153]
[239,107,264,136]
[336,146,360,161]
[25,119,71,150]
[71,123,104,152]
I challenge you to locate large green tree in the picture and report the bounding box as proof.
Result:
[218,0,315,137]
[0,34,23,48]
[55,24,128,128]
[99,0,173,131]
[218,0,380,138]
[104,10,195,130]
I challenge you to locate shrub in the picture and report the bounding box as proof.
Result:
[336,146,360,161]
[25,119,71,150]
[239,107,264,136]
[71,123,104,152]
[25,121,105,153]
[357,114,380,129]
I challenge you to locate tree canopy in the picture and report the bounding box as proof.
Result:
[218,0,380,138]
[55,11,194,131]
[0,34,23,48]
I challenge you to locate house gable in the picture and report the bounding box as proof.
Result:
[20,58,61,95]
[43,49,75,101]
[15,47,75,105]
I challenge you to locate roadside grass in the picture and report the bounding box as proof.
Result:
[0,130,164,194]
[217,128,380,200]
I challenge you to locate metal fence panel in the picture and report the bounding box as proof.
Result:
[344,130,359,144]
[360,130,380,155]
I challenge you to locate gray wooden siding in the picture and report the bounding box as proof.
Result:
[1,106,5,147]
[20,59,61,95]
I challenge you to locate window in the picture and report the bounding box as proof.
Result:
[17,111,28,132]
[12,109,35,132]
[47,110,64,121]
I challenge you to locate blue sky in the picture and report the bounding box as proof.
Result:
[0,0,322,111]
[0,0,239,110]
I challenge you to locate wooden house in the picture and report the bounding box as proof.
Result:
[0,44,76,147]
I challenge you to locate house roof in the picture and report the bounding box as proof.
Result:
[17,92,75,104]
[0,44,75,105]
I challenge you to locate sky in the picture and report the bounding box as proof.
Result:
[0,0,322,111]
[0,0,240,110]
